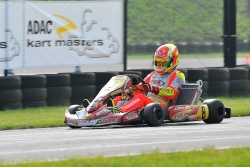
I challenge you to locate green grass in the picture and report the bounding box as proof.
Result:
[0,106,66,130]
[128,52,249,59]
[127,0,250,44]
[2,147,250,167]
[0,96,249,130]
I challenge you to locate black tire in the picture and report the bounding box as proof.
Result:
[46,86,72,99]
[70,97,94,105]
[187,68,208,81]
[22,88,47,101]
[0,89,22,103]
[71,85,96,98]
[207,68,229,81]
[229,79,249,91]
[208,81,229,92]
[68,105,81,114]
[66,72,96,86]
[229,91,249,97]
[96,84,105,95]
[95,72,119,85]
[203,99,225,124]
[45,74,71,87]
[47,98,71,106]
[208,92,229,97]
[0,76,21,90]
[143,103,165,126]
[22,100,47,108]
[229,68,248,80]
[0,102,22,110]
[20,75,46,88]
[118,71,143,78]
[247,68,250,79]
[128,69,153,79]
[239,67,250,79]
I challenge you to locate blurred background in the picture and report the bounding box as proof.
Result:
[0,0,250,75]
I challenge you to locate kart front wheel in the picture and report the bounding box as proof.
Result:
[143,103,165,127]
[202,99,225,124]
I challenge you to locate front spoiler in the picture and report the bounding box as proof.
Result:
[64,109,125,127]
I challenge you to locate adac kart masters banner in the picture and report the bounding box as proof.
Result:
[0,0,123,69]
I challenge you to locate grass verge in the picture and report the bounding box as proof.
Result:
[2,147,250,167]
[0,96,249,130]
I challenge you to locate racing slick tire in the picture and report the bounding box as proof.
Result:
[143,103,165,127]
[202,99,225,124]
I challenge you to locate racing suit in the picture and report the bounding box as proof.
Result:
[115,69,185,112]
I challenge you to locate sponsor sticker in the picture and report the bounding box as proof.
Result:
[124,111,138,120]
[188,115,196,121]
[123,98,140,110]
[102,117,119,124]
[67,118,78,125]
[78,119,97,126]
[172,112,187,121]
[174,106,185,110]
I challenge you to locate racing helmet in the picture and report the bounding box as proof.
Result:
[153,44,179,74]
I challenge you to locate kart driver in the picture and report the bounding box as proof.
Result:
[112,43,186,112]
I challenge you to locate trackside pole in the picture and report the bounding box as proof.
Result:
[123,0,127,71]
[4,0,9,76]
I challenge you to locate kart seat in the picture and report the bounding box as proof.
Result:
[163,80,203,120]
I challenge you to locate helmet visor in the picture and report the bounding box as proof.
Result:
[154,57,171,68]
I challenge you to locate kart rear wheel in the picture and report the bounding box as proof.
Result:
[203,99,225,124]
[143,103,165,127]
[68,105,81,114]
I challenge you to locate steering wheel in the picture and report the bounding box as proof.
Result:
[125,74,146,85]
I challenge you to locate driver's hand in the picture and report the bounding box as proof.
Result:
[140,83,151,92]
[139,83,159,95]
[125,74,140,85]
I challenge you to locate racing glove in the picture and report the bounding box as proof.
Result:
[125,74,141,85]
[151,85,159,95]
[140,83,159,95]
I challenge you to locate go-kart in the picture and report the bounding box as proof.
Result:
[64,74,231,128]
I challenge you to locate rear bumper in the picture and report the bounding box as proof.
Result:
[224,107,231,118]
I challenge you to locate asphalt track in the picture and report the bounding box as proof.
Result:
[1,116,250,164]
